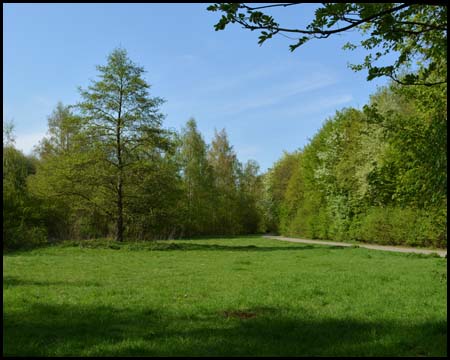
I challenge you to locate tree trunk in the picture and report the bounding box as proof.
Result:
[116,179,124,242]
[116,79,124,242]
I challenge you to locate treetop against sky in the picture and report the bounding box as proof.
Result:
[4,3,401,171]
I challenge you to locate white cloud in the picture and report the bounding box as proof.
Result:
[166,59,339,119]
[14,132,46,155]
[236,145,262,159]
[199,65,279,94]
[268,93,354,119]
[219,73,337,115]
[301,93,354,114]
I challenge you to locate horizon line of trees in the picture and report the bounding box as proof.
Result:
[3,49,266,250]
[4,111,266,249]
[3,48,447,250]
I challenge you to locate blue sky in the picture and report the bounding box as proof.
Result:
[3,3,394,172]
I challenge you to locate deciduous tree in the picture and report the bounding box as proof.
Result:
[208,3,447,86]
[76,48,169,241]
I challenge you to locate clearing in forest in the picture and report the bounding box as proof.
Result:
[3,236,447,357]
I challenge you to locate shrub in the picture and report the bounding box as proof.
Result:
[354,206,446,248]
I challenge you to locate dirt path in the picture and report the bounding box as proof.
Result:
[263,235,447,258]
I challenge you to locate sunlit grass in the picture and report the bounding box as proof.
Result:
[3,236,447,356]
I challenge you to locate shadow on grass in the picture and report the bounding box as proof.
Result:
[4,235,350,255]
[56,240,349,252]
[3,276,101,288]
[3,302,446,357]
[147,243,328,252]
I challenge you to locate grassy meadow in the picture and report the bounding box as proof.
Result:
[3,236,447,357]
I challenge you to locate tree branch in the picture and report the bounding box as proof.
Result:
[242,3,300,11]
[51,191,114,218]
[396,20,447,31]
[234,3,412,37]
[388,73,447,87]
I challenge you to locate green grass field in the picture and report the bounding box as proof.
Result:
[3,236,447,357]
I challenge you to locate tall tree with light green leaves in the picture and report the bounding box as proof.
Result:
[207,128,241,234]
[30,102,110,240]
[237,159,264,234]
[179,118,214,236]
[76,48,169,242]
[36,102,83,158]
[264,151,300,233]
[3,121,46,249]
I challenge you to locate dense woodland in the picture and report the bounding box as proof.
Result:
[265,82,447,248]
[3,46,447,250]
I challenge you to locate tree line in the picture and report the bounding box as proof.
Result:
[3,49,265,249]
[264,81,446,248]
[3,47,447,250]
